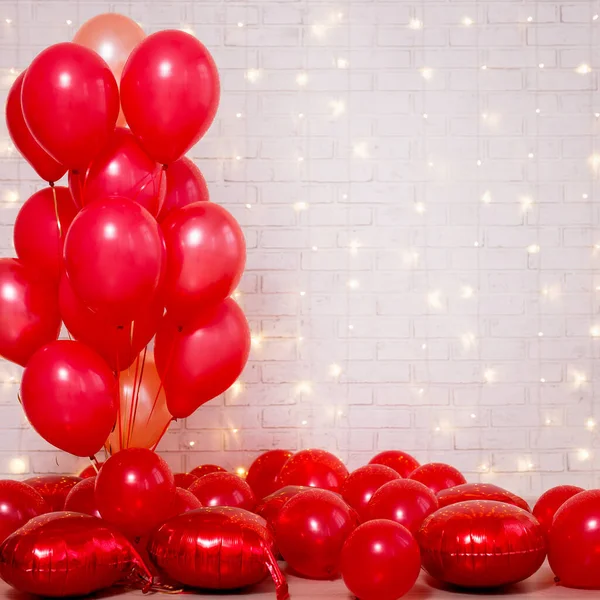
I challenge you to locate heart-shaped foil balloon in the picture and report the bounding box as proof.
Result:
[148,506,289,599]
[0,512,152,597]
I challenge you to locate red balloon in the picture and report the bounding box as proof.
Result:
[68,168,88,209]
[369,450,420,478]
[95,448,176,538]
[154,299,250,418]
[189,472,256,511]
[246,450,294,500]
[21,341,117,457]
[80,128,166,216]
[0,258,61,367]
[275,488,357,580]
[170,487,203,516]
[277,449,349,494]
[161,202,245,318]
[255,486,312,532]
[14,187,77,283]
[366,478,438,534]
[173,472,198,489]
[59,273,163,371]
[6,71,66,183]
[121,30,220,165]
[408,462,466,494]
[64,477,101,518]
[533,485,585,537]
[438,482,530,512]
[418,500,546,588]
[78,462,104,478]
[148,507,288,599]
[22,43,119,171]
[0,513,152,597]
[24,475,82,512]
[190,464,227,478]
[341,464,400,521]
[64,197,165,324]
[341,520,421,600]
[548,489,600,589]
[0,480,49,544]
[157,156,209,222]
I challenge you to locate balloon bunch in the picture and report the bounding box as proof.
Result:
[3,14,250,459]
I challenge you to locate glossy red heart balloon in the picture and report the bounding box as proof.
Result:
[366,478,438,534]
[24,476,82,512]
[173,472,199,489]
[0,512,151,597]
[437,482,530,511]
[275,488,358,580]
[408,462,466,494]
[188,472,256,511]
[533,485,585,536]
[0,480,49,544]
[277,449,349,493]
[369,450,420,478]
[548,489,600,589]
[341,520,421,600]
[64,477,101,518]
[246,450,294,500]
[190,464,226,478]
[418,500,546,588]
[341,464,400,521]
[148,507,288,599]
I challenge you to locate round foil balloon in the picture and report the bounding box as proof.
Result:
[0,481,49,544]
[246,450,294,500]
[173,472,199,489]
[0,513,151,597]
[341,520,421,600]
[64,477,101,518]
[24,476,82,512]
[418,500,546,588]
[369,450,420,478]
[190,464,226,478]
[277,449,349,493]
[408,462,466,494]
[533,485,585,536]
[548,489,600,589]
[188,472,256,511]
[437,482,530,511]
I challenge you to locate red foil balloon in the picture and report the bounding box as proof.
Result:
[369,450,420,478]
[6,71,66,183]
[277,449,349,494]
[0,513,151,597]
[148,507,288,599]
[121,30,220,165]
[275,488,358,580]
[64,197,165,325]
[438,483,530,512]
[80,127,166,216]
[0,480,49,544]
[0,258,61,367]
[154,298,251,418]
[533,485,585,536]
[255,486,313,532]
[173,472,199,489]
[366,478,438,534]
[548,489,600,589]
[341,520,421,600]
[161,202,246,318]
[190,464,226,478]
[189,472,256,511]
[14,187,77,283]
[64,477,101,518]
[21,340,118,457]
[158,156,209,222]
[24,476,82,512]
[22,43,119,171]
[95,448,176,538]
[418,500,546,588]
[341,464,400,521]
[408,462,466,494]
[246,450,294,500]
[78,462,103,478]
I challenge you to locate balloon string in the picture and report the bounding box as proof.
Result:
[261,539,290,600]
[50,182,62,239]
[150,417,173,452]
[128,344,147,448]
[115,339,123,455]
[126,324,141,449]
[88,455,101,472]
[146,328,177,425]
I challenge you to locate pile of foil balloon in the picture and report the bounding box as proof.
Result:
[0,447,599,599]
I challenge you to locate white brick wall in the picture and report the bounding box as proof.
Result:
[1,0,599,496]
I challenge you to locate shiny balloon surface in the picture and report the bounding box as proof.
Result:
[24,475,82,512]
[369,450,420,478]
[277,449,349,493]
[246,449,294,500]
[0,480,49,544]
[437,482,530,511]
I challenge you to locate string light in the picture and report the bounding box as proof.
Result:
[591,326,600,337]
[538,63,545,69]
[408,18,423,30]
[66,19,72,25]
[481,191,492,204]
[527,16,533,22]
[230,381,243,397]
[528,152,534,158]
[9,457,27,474]
[461,286,474,299]
[5,191,18,202]
[294,201,308,211]
[349,240,360,255]
[521,196,533,211]
[250,333,263,348]
[586,418,596,431]
[311,23,327,38]
[347,279,360,290]
[232,428,239,433]
[336,58,349,69]
[188,440,196,447]
[538,331,544,337]
[180,26,195,35]
[414,202,426,214]
[296,72,308,86]
[5,18,12,24]
[353,142,369,158]
[461,332,476,350]
[329,364,342,377]
[235,155,242,161]
[427,290,443,309]
[301,419,308,425]
[236,112,243,118]
[298,112,304,119]
[462,17,474,26]
[237,22,244,28]
[311,245,318,251]
[481,65,487,71]
[536,108,541,114]
[422,113,428,119]
[483,369,495,383]
[296,382,312,394]
[527,244,540,254]
[420,67,433,80]
[329,99,345,117]
[578,449,590,461]
[594,14,599,20]
[576,64,592,74]
[236,467,247,477]
[245,68,261,83]
[574,372,587,386]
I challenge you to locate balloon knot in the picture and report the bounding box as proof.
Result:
[162,164,168,171]
[48,181,55,188]
[177,326,183,333]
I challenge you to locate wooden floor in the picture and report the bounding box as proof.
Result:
[0,563,596,599]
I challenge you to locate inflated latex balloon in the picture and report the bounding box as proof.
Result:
[548,489,600,589]
[24,476,82,512]
[255,486,312,531]
[408,462,466,494]
[0,480,49,544]
[0,512,151,597]
[418,500,546,588]
[437,482,530,511]
[170,488,202,516]
[63,477,101,518]
[533,485,585,536]
[78,462,104,478]
[277,449,349,493]
[173,472,199,489]
[246,450,294,500]
[148,507,288,599]
[369,450,420,478]
[188,472,256,511]
[190,464,226,478]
